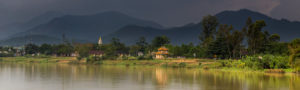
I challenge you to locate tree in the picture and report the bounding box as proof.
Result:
[170,45,182,57]
[55,44,74,56]
[269,34,280,42]
[230,30,245,58]
[288,38,300,67]
[216,24,233,58]
[208,37,228,58]
[136,37,148,53]
[74,43,93,59]
[25,44,39,55]
[199,15,219,47]
[104,38,129,58]
[39,44,54,55]
[152,36,170,48]
[245,17,253,28]
[110,38,128,53]
[129,45,140,56]
[246,20,267,54]
[265,42,288,55]
[264,34,287,55]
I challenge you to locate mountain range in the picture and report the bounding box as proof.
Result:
[0,9,299,46]
[104,9,300,45]
[10,11,163,41]
[0,11,65,40]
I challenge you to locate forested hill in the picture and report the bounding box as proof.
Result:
[0,35,61,46]
[103,24,202,45]
[0,11,64,40]
[1,9,300,46]
[104,9,300,45]
[216,9,300,42]
[9,11,163,42]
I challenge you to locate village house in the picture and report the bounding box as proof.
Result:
[137,51,144,56]
[155,46,169,59]
[89,50,104,57]
[13,47,25,56]
[71,51,79,57]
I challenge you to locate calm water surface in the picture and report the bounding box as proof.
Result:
[0,63,299,90]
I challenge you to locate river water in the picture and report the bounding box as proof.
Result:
[0,63,299,90]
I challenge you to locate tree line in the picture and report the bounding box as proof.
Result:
[2,15,298,61]
[199,15,289,59]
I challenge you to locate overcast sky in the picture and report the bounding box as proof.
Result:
[0,0,298,27]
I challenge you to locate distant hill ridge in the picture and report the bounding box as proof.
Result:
[1,9,299,46]
[216,9,300,41]
[104,9,300,45]
[10,11,163,42]
[0,11,65,40]
[0,35,60,46]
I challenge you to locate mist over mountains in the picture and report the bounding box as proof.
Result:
[0,9,299,46]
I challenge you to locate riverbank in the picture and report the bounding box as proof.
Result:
[0,56,298,73]
[0,56,207,67]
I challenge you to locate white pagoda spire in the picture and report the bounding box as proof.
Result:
[98,36,103,45]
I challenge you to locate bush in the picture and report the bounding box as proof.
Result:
[127,56,137,60]
[264,69,285,73]
[295,67,300,73]
[199,62,202,66]
[87,56,104,62]
[203,66,209,70]
[137,56,145,60]
[0,53,16,57]
[144,54,153,60]
[179,62,187,67]
[242,55,289,70]
[220,60,245,68]
[221,60,232,67]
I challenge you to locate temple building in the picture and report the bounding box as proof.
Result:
[155,46,169,59]
[89,36,104,57]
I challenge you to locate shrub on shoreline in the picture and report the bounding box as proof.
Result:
[242,55,289,70]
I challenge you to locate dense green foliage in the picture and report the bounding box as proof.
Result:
[288,39,300,67]
[151,35,170,48]
[25,44,39,54]
[242,55,289,70]
[200,15,219,48]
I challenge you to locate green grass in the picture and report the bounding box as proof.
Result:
[1,56,299,73]
[0,56,77,63]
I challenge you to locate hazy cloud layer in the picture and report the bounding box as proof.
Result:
[0,0,296,27]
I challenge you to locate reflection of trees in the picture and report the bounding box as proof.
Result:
[290,74,300,90]
[196,70,296,90]
[0,63,299,90]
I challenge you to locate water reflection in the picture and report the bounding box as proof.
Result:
[0,63,299,90]
[155,68,167,88]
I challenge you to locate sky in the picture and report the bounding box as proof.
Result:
[0,0,298,27]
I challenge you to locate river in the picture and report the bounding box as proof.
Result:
[0,63,299,90]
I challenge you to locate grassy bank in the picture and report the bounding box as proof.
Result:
[0,56,221,69]
[0,56,78,63]
[0,56,299,73]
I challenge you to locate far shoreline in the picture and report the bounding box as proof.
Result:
[0,56,298,74]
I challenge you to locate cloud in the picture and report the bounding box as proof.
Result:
[270,0,300,21]
[211,0,280,15]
